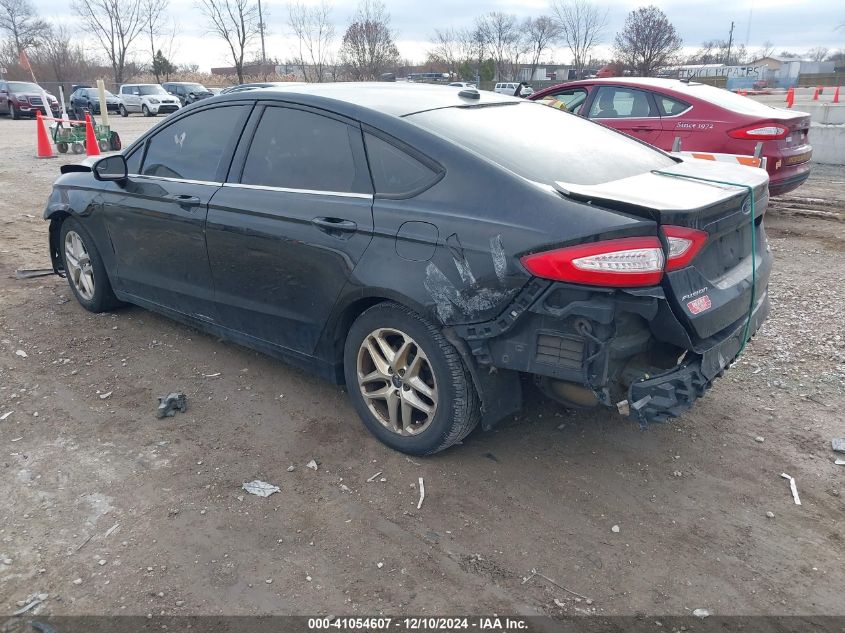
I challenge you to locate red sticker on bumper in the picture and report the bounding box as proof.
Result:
[687,295,712,315]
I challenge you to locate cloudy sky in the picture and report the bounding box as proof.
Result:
[34,0,845,71]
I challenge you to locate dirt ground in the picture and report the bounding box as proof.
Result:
[0,113,843,618]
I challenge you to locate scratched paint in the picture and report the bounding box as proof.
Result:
[490,235,507,283]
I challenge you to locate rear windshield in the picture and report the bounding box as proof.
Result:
[676,82,784,116]
[407,102,676,186]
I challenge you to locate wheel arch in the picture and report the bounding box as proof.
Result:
[47,210,72,274]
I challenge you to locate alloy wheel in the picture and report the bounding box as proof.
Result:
[64,230,95,300]
[356,328,438,436]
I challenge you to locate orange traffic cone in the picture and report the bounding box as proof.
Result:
[834,86,841,104]
[84,113,100,157]
[812,86,820,100]
[36,111,55,159]
[786,87,794,107]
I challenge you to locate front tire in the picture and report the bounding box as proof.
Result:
[142,104,153,117]
[10,102,19,119]
[344,302,480,455]
[59,218,122,313]
[119,104,128,117]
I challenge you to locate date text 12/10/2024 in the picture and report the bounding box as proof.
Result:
[308,617,530,631]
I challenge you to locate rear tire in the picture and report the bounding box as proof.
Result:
[344,302,480,455]
[59,218,123,313]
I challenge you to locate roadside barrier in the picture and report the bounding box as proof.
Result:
[35,111,55,159]
[671,151,764,170]
[84,113,100,157]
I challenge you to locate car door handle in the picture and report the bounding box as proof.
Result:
[165,194,201,208]
[312,217,357,233]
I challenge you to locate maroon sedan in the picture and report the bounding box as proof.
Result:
[530,77,812,196]
[0,80,61,120]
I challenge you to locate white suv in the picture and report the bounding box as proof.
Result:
[493,82,534,97]
[118,84,181,117]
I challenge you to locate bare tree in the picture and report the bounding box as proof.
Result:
[141,0,169,81]
[524,16,561,81]
[198,0,261,84]
[552,0,607,79]
[338,0,399,81]
[752,40,775,61]
[429,27,462,76]
[806,46,829,62]
[0,0,49,53]
[613,5,682,77]
[72,0,146,84]
[477,12,525,81]
[287,0,335,82]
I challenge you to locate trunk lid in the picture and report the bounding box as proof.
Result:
[555,159,771,344]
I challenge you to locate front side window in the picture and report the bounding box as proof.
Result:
[588,86,658,119]
[141,106,249,181]
[240,107,369,193]
[548,88,588,114]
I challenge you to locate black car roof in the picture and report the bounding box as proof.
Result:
[216,82,518,118]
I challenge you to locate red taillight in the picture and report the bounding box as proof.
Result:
[520,237,665,287]
[728,123,789,140]
[663,225,708,271]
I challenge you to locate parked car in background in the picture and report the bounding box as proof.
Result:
[219,82,305,94]
[162,82,214,106]
[530,77,812,196]
[494,82,534,97]
[118,84,181,117]
[0,80,60,119]
[68,87,121,118]
[208,87,225,95]
[44,83,770,455]
[448,82,476,88]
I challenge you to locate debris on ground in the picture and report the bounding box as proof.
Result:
[12,593,48,616]
[781,473,802,505]
[15,268,54,279]
[522,568,590,601]
[693,608,711,619]
[98,391,113,400]
[242,480,280,497]
[287,465,295,472]
[367,471,383,482]
[104,523,120,537]
[202,372,221,377]
[0,411,12,421]
[417,477,425,509]
[611,525,620,533]
[755,436,765,443]
[832,438,845,454]
[15,349,27,358]
[156,392,187,419]
[835,459,845,466]
[306,460,318,471]
[766,511,775,518]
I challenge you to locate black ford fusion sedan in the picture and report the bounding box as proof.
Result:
[43,83,771,455]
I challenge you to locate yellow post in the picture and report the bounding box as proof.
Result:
[96,79,109,126]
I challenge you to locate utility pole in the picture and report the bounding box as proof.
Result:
[726,21,735,65]
[257,0,267,78]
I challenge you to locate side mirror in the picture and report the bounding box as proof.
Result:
[93,155,127,182]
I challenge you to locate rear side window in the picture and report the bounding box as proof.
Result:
[364,133,439,196]
[588,86,658,118]
[240,106,370,193]
[141,105,248,181]
[657,94,691,116]
[408,102,676,186]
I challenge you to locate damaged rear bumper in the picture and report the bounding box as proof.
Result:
[452,275,770,429]
[626,288,769,424]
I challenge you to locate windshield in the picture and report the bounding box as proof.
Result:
[183,83,208,93]
[9,81,41,93]
[407,102,676,186]
[139,85,167,95]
